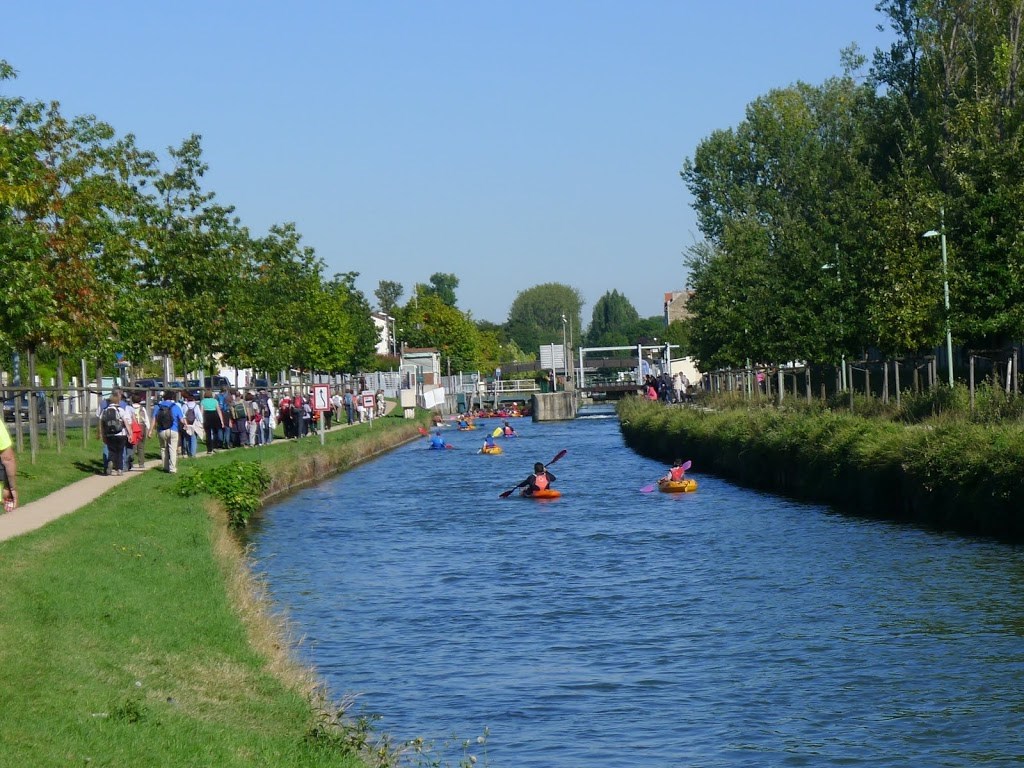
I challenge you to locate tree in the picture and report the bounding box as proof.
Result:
[374,279,404,314]
[586,290,640,346]
[420,272,459,307]
[131,134,248,374]
[506,283,583,355]
[399,292,479,371]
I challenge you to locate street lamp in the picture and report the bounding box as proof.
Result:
[561,314,568,391]
[821,243,846,392]
[924,207,954,387]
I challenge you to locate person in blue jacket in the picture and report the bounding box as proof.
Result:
[429,430,447,450]
[151,390,186,473]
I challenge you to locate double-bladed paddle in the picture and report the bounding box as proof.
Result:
[499,449,567,498]
[640,460,692,493]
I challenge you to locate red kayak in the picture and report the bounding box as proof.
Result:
[520,488,561,499]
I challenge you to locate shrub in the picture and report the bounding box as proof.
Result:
[176,460,271,528]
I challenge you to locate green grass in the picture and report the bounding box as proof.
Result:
[0,412,427,768]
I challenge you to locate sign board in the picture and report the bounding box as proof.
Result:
[539,343,566,370]
[312,384,330,412]
[361,393,375,412]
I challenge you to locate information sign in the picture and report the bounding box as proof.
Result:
[312,383,330,412]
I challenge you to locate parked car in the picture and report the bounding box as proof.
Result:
[3,393,47,423]
[204,375,230,390]
[132,378,164,390]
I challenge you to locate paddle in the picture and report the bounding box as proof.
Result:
[499,449,567,498]
[640,460,692,493]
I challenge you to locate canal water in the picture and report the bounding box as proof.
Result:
[249,407,1024,767]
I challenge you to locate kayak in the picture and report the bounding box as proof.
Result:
[521,488,561,499]
[458,425,477,431]
[658,478,698,493]
[480,445,503,455]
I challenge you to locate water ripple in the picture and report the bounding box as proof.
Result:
[251,416,1024,767]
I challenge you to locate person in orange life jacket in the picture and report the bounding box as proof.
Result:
[517,462,555,496]
[663,458,687,483]
[502,420,517,437]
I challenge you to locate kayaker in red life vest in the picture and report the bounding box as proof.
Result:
[502,420,517,437]
[518,462,555,496]
[663,458,687,482]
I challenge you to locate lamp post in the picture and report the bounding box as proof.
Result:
[924,208,954,388]
[561,314,568,391]
[821,243,846,392]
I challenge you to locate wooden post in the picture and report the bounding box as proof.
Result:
[27,350,38,464]
[805,367,811,403]
[894,360,901,407]
[882,362,889,404]
[970,355,975,413]
[81,359,89,448]
[865,367,871,400]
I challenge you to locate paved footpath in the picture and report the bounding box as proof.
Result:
[0,404,400,544]
[0,466,151,543]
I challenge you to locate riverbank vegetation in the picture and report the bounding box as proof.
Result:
[0,415,428,767]
[618,396,1024,541]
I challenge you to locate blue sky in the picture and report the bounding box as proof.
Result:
[4,1,892,326]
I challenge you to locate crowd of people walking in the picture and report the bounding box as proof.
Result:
[96,383,386,476]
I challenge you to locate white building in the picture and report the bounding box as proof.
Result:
[371,312,395,356]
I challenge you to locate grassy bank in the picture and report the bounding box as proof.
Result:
[618,397,1024,540]
[0,415,425,768]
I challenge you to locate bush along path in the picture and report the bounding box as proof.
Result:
[0,410,430,768]
[617,397,1024,541]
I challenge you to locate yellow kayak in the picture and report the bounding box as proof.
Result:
[480,445,503,455]
[658,478,698,493]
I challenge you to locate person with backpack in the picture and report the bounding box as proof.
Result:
[343,388,354,425]
[180,391,203,458]
[151,390,185,474]
[292,393,306,439]
[99,390,131,476]
[255,388,274,445]
[226,391,249,448]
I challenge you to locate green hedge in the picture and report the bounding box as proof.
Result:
[618,398,1024,539]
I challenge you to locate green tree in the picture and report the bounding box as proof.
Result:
[586,290,640,346]
[399,292,479,371]
[131,135,248,374]
[374,279,404,314]
[419,272,459,307]
[506,283,583,355]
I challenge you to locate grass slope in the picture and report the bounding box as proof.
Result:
[0,415,424,768]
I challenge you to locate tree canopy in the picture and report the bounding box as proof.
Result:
[680,1,1024,372]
